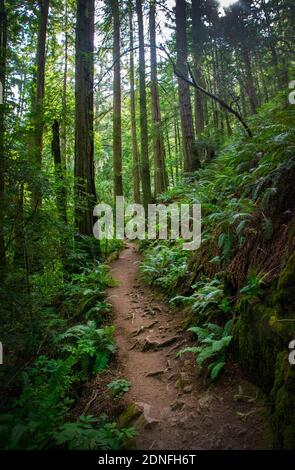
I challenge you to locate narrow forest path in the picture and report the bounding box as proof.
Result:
[106,243,270,450]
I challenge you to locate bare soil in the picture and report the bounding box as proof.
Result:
[102,242,271,450]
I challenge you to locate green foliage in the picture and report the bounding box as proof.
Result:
[53,415,135,450]
[107,379,131,398]
[63,262,115,320]
[171,277,231,319]
[140,242,188,291]
[0,253,118,449]
[1,318,117,449]
[178,320,233,381]
[239,272,267,301]
[56,321,116,374]
[0,355,79,449]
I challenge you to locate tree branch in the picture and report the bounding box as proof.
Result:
[159,44,253,138]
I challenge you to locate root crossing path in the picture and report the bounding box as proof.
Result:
[107,243,269,450]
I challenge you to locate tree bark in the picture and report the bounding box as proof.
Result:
[60,0,68,166]
[149,0,167,196]
[74,0,96,236]
[112,0,123,197]
[241,47,258,115]
[191,0,205,136]
[129,9,141,204]
[60,0,68,224]
[0,0,6,270]
[31,0,49,207]
[52,120,67,224]
[175,0,197,174]
[136,0,151,211]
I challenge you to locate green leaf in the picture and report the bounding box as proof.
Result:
[210,361,226,380]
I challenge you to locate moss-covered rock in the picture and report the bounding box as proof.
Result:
[277,250,295,306]
[270,352,295,449]
[118,402,142,428]
[235,278,295,449]
[236,296,284,392]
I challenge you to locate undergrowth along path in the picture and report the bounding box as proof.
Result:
[107,243,270,450]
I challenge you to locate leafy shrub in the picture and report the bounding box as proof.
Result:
[171,277,231,319]
[56,321,116,374]
[53,414,135,450]
[140,242,188,291]
[239,271,267,301]
[0,355,80,449]
[178,320,233,380]
[107,379,131,398]
[63,261,115,319]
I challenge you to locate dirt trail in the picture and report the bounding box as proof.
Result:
[106,243,270,450]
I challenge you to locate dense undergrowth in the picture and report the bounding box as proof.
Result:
[140,95,295,447]
[0,237,135,450]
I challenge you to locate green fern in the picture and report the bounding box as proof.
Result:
[178,320,233,381]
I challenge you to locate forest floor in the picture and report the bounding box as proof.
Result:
[77,243,272,450]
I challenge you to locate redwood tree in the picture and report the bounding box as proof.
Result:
[112,0,123,197]
[136,0,151,211]
[175,0,197,174]
[0,0,6,270]
[129,8,141,204]
[31,0,49,207]
[74,0,96,235]
[149,0,168,196]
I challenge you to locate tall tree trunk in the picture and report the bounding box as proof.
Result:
[52,120,67,224]
[129,10,141,204]
[136,0,151,211]
[60,0,68,166]
[194,63,205,135]
[174,119,179,182]
[0,0,6,271]
[191,0,205,136]
[241,47,258,114]
[60,0,68,224]
[149,0,167,197]
[165,126,174,186]
[75,0,96,235]
[175,0,198,174]
[31,0,49,208]
[112,0,123,197]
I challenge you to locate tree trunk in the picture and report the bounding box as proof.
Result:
[191,0,205,136]
[74,0,96,236]
[129,10,141,204]
[112,0,123,197]
[0,0,6,271]
[136,0,151,211]
[60,0,68,166]
[194,63,205,135]
[60,0,68,224]
[241,47,258,114]
[175,0,198,174]
[174,119,179,182]
[149,0,167,197]
[31,0,49,208]
[52,120,67,223]
[165,126,174,186]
